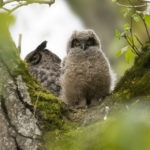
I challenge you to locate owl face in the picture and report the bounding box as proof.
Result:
[25,41,61,97]
[25,41,61,66]
[67,30,100,54]
[71,37,97,51]
[26,51,42,65]
[26,49,54,66]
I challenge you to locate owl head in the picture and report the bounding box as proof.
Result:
[25,41,61,66]
[67,29,101,54]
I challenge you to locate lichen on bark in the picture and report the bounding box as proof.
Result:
[0,12,67,149]
[14,61,65,131]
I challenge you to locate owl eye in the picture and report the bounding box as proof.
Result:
[71,39,80,48]
[74,41,80,46]
[29,53,42,65]
[87,38,96,46]
[87,40,92,46]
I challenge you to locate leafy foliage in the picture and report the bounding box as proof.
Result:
[114,43,150,101]
[114,1,150,63]
[144,15,150,27]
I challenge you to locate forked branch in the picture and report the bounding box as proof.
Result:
[0,0,55,14]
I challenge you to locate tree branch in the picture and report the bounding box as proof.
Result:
[130,17,140,54]
[116,2,146,8]
[134,33,144,47]
[124,35,140,56]
[0,0,55,14]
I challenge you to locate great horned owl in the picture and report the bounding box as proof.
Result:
[25,41,61,97]
[60,30,115,107]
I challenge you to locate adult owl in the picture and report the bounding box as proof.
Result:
[60,30,115,108]
[25,41,61,97]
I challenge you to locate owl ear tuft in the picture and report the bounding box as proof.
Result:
[35,40,47,52]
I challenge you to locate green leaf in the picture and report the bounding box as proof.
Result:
[136,11,142,15]
[116,45,135,62]
[116,46,129,57]
[132,14,141,22]
[112,0,116,2]
[121,46,129,53]
[125,48,135,63]
[123,8,132,18]
[116,50,122,57]
[124,24,130,31]
[128,36,133,44]
[144,15,150,27]
[115,30,121,40]
[121,31,126,37]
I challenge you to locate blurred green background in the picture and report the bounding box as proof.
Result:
[3,0,149,78]
[7,0,149,79]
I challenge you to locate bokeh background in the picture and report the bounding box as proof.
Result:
[9,0,140,78]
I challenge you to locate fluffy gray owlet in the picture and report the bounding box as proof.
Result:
[60,30,115,107]
[25,41,61,97]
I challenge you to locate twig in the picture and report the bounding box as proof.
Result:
[130,17,140,54]
[2,0,18,5]
[2,0,54,6]
[124,35,140,56]
[10,0,54,14]
[116,2,147,8]
[134,33,144,47]
[0,0,55,14]
[127,0,150,41]
[33,91,41,117]
[141,17,150,41]
[1,7,10,13]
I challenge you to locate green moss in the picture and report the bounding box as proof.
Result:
[114,43,150,101]
[11,43,150,149]
[43,108,150,150]
[13,60,65,131]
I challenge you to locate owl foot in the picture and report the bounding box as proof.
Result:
[74,99,87,109]
[88,98,101,107]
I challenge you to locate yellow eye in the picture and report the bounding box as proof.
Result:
[87,40,92,46]
[75,41,80,46]
[28,53,42,65]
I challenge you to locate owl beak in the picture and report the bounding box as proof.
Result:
[81,43,87,50]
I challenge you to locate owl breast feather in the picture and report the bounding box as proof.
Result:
[65,52,110,86]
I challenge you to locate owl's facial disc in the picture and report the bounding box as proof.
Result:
[81,42,87,50]
[71,37,97,51]
[27,52,42,65]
